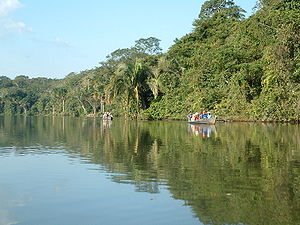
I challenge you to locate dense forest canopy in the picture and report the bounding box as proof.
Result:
[0,0,299,121]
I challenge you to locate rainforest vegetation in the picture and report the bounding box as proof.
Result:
[0,0,299,121]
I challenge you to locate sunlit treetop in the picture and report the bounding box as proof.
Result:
[198,0,246,21]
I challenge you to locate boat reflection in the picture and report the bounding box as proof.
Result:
[102,119,112,128]
[188,124,216,138]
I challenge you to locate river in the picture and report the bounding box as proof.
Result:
[0,116,300,225]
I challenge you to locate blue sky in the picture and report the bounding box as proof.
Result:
[0,0,257,79]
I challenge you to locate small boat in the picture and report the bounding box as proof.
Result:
[102,117,113,120]
[102,112,113,120]
[188,118,216,125]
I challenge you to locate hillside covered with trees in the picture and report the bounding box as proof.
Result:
[0,0,299,121]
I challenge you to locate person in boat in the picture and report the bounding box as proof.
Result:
[103,112,113,120]
[187,111,193,121]
[207,112,212,119]
[194,112,200,121]
[201,111,208,119]
[190,112,198,121]
[191,113,196,121]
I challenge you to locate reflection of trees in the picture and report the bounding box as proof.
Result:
[1,117,300,225]
[159,123,300,225]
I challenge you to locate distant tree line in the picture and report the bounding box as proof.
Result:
[0,0,299,121]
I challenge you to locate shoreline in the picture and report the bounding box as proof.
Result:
[1,114,299,124]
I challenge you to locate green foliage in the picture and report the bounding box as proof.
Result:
[198,0,246,21]
[134,37,162,55]
[106,59,152,116]
[0,0,299,121]
[0,76,13,88]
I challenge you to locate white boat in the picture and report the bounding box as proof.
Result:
[102,116,113,120]
[188,118,216,125]
[102,112,113,120]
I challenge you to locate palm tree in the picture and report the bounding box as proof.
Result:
[106,59,150,116]
[147,57,169,99]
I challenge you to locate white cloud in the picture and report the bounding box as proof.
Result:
[0,0,32,36]
[0,0,22,16]
[4,19,30,32]
[0,18,32,36]
[55,37,72,48]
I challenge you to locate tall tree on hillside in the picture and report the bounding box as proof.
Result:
[52,87,68,115]
[104,37,163,68]
[14,75,30,88]
[105,48,139,65]
[84,77,104,116]
[254,0,282,10]
[134,37,163,55]
[199,0,246,20]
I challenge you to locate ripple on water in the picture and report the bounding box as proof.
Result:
[0,145,66,157]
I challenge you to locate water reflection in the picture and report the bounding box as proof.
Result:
[188,124,216,138]
[102,119,112,129]
[1,116,300,225]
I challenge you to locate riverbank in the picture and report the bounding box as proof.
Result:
[1,113,299,124]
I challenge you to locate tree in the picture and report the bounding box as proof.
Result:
[198,0,246,21]
[134,37,163,55]
[84,77,103,116]
[5,89,37,115]
[104,37,163,67]
[107,60,151,115]
[105,48,139,64]
[14,75,29,88]
[147,57,170,99]
[0,76,13,88]
[52,87,68,115]
[254,0,282,10]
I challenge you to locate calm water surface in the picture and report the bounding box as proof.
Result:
[0,116,300,225]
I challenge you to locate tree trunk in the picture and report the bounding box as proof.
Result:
[62,99,65,115]
[22,106,27,115]
[134,86,139,114]
[77,97,87,114]
[86,99,97,117]
[100,102,105,114]
[93,105,97,116]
